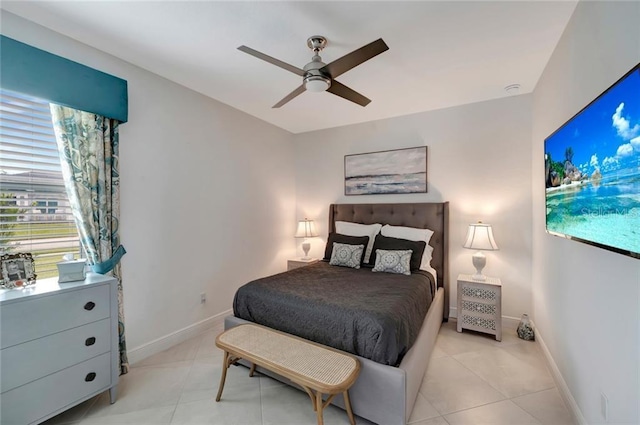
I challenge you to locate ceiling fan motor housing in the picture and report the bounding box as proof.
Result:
[303,54,331,91]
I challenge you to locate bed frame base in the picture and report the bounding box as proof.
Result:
[223,287,444,425]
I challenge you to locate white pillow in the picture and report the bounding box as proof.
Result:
[380,224,436,279]
[335,221,382,263]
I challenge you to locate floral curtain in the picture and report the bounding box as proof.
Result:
[50,105,129,374]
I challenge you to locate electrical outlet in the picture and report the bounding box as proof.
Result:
[200,293,206,304]
[601,392,609,422]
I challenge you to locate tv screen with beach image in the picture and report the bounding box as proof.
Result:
[545,64,640,258]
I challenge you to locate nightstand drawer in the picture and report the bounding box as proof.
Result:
[460,285,498,302]
[287,258,319,271]
[460,314,497,331]
[461,300,497,316]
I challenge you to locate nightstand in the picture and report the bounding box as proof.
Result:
[287,258,319,271]
[457,274,502,341]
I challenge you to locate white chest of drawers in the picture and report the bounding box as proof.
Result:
[456,274,502,341]
[1,274,119,425]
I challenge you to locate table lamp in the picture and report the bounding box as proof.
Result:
[295,218,318,259]
[463,221,499,281]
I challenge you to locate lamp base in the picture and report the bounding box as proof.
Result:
[301,240,311,260]
[471,251,487,281]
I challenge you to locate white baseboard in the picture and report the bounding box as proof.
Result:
[449,307,520,330]
[534,323,587,425]
[127,309,232,365]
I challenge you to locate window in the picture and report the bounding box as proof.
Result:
[0,88,80,278]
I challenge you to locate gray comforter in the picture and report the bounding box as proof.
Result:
[233,261,435,366]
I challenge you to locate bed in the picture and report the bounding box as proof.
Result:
[224,202,449,425]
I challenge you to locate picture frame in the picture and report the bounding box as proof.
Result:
[1,253,37,289]
[344,146,427,195]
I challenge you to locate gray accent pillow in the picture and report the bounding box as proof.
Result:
[323,233,370,265]
[372,249,412,275]
[329,242,365,269]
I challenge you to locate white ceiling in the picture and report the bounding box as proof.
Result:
[2,1,577,134]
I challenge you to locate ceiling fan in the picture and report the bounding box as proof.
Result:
[238,36,389,108]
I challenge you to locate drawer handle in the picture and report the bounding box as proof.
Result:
[84,301,96,311]
[85,337,96,346]
[85,372,96,382]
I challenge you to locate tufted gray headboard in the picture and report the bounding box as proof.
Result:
[329,202,449,320]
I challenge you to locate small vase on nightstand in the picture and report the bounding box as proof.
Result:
[517,314,535,341]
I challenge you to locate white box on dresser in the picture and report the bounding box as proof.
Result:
[456,273,502,341]
[0,273,119,425]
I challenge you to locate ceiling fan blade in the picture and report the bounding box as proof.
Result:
[327,80,371,107]
[238,46,305,76]
[321,38,389,79]
[273,85,306,108]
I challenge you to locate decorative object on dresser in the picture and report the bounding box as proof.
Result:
[462,221,499,281]
[344,146,427,195]
[0,274,120,424]
[295,218,319,259]
[287,257,319,271]
[457,273,502,341]
[1,252,36,289]
[517,313,535,341]
[57,253,87,283]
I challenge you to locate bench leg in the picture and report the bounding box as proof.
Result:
[315,391,324,425]
[344,390,356,425]
[249,363,256,377]
[215,351,230,402]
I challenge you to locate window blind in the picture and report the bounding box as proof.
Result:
[0,88,80,278]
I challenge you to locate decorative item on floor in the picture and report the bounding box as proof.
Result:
[57,253,87,283]
[463,221,499,281]
[517,313,535,341]
[344,146,427,195]
[295,218,318,259]
[0,252,36,289]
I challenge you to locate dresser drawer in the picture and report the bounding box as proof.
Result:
[1,284,110,349]
[1,352,111,425]
[1,318,111,393]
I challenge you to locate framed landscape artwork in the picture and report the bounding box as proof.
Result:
[345,146,427,195]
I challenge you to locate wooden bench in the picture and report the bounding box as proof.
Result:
[215,324,361,425]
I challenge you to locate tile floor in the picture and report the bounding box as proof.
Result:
[43,320,575,425]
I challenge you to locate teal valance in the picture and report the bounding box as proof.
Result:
[0,35,128,123]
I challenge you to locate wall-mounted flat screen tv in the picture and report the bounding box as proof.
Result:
[545,63,640,259]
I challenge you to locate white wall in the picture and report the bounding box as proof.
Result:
[293,95,533,320]
[531,1,640,423]
[1,12,297,353]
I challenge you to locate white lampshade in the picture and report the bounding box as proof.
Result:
[463,222,499,251]
[295,218,318,260]
[295,219,318,238]
[463,222,498,281]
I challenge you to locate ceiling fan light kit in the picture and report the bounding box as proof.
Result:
[238,35,389,108]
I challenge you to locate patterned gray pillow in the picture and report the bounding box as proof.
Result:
[329,242,365,269]
[372,249,412,275]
